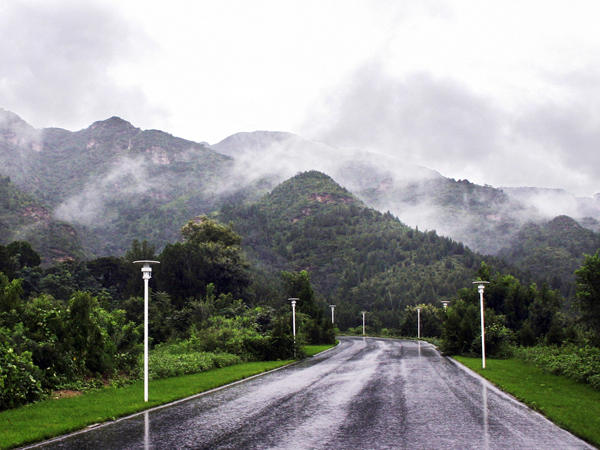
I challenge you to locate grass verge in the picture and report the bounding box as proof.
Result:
[454,356,600,448]
[0,360,292,450]
[304,343,337,357]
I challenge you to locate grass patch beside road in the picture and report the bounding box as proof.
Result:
[454,356,600,448]
[304,342,337,357]
[0,360,292,450]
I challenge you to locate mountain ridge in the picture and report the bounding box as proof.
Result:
[1,109,599,292]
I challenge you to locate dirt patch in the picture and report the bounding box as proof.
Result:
[51,390,83,399]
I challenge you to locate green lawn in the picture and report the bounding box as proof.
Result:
[454,356,600,448]
[304,342,337,357]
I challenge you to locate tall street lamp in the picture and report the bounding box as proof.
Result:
[329,305,336,324]
[289,298,299,355]
[361,311,367,336]
[473,281,490,369]
[416,307,422,339]
[441,300,450,309]
[134,260,160,402]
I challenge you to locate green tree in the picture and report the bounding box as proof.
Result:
[87,256,131,303]
[0,273,24,314]
[6,241,41,269]
[281,270,334,344]
[124,239,156,262]
[575,251,600,344]
[399,304,443,338]
[157,218,250,308]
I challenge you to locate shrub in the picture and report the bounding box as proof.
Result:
[0,343,44,410]
[148,345,242,380]
[515,344,600,388]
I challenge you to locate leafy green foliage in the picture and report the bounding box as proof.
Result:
[0,340,44,410]
[575,251,600,345]
[148,345,242,380]
[156,217,251,309]
[440,272,569,357]
[0,283,142,411]
[399,304,444,338]
[514,344,600,389]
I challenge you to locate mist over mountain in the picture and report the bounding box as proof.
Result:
[2,108,599,279]
[211,130,440,193]
[211,131,579,255]
[0,175,84,263]
[0,109,246,259]
[500,186,600,232]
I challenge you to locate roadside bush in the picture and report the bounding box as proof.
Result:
[189,315,269,359]
[148,345,241,380]
[515,344,600,389]
[441,299,513,357]
[0,342,44,410]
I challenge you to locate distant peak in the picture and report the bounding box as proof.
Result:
[211,130,301,156]
[546,215,582,232]
[0,108,33,130]
[90,116,136,131]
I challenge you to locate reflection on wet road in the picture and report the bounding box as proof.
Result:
[26,337,593,449]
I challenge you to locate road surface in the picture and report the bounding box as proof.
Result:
[26,337,594,449]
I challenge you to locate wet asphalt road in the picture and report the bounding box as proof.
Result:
[25,337,594,450]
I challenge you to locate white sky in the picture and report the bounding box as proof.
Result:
[2,0,600,196]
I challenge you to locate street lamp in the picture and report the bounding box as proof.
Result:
[441,300,450,309]
[329,305,336,324]
[289,298,299,355]
[473,281,490,369]
[360,311,367,336]
[133,260,160,402]
[416,307,422,339]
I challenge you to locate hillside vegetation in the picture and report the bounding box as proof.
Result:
[219,171,518,329]
[0,175,84,263]
[498,215,600,298]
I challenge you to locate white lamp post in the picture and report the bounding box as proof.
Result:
[134,260,160,402]
[473,281,490,369]
[441,300,450,309]
[361,311,367,336]
[289,298,299,355]
[416,307,422,339]
[329,305,336,324]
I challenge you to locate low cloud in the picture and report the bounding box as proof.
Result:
[302,62,600,197]
[210,130,440,200]
[54,156,154,226]
[0,0,165,131]
[302,63,503,175]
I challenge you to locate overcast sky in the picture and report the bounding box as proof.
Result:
[2,0,600,197]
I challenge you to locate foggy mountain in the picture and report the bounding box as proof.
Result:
[0,109,249,260]
[212,131,560,255]
[2,108,599,267]
[217,170,509,328]
[500,186,600,233]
